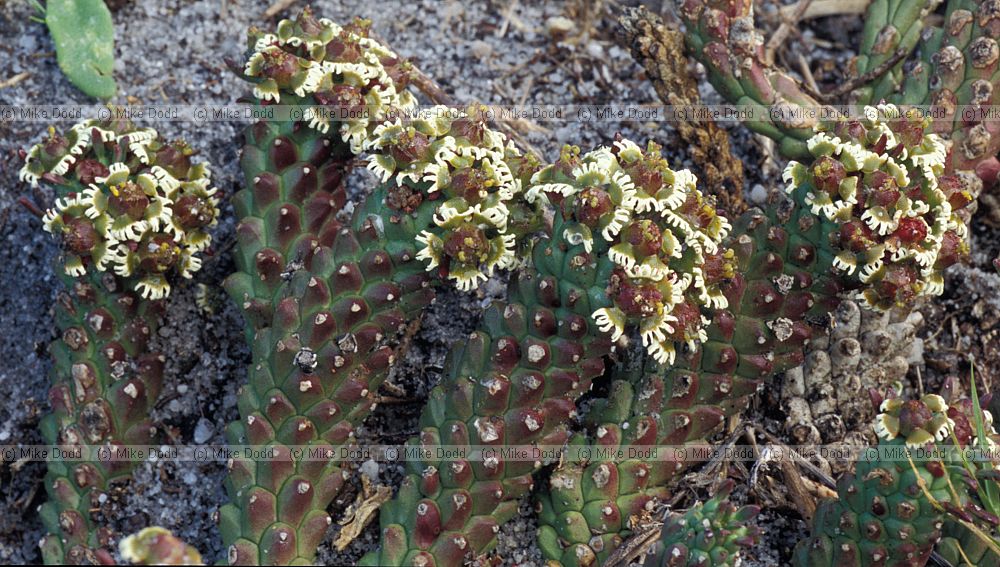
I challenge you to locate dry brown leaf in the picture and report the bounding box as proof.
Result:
[333,475,394,551]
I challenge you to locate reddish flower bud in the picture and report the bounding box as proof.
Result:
[835,119,867,142]
[622,220,662,257]
[947,404,974,447]
[315,84,365,118]
[451,116,488,147]
[383,128,430,166]
[110,182,150,220]
[74,159,110,186]
[935,230,968,269]
[174,195,216,230]
[839,220,875,253]
[702,251,735,284]
[442,224,490,266]
[897,400,933,437]
[665,301,702,342]
[875,264,918,305]
[258,49,302,87]
[892,218,928,244]
[139,236,179,274]
[615,280,663,318]
[448,167,492,204]
[625,161,663,196]
[295,6,324,36]
[43,133,70,159]
[573,188,613,226]
[812,156,846,195]
[64,219,98,254]
[154,142,193,178]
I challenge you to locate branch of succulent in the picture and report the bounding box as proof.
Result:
[120,527,203,565]
[227,8,417,332]
[678,0,822,160]
[19,118,217,565]
[358,139,734,567]
[225,65,548,564]
[536,371,760,566]
[533,103,974,565]
[678,0,1000,191]
[793,393,1000,566]
[20,118,220,300]
[779,299,925,476]
[895,0,1000,188]
[852,0,936,106]
[641,480,760,567]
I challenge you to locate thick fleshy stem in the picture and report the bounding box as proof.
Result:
[793,394,990,566]
[221,103,543,564]
[227,9,417,333]
[536,104,975,564]
[642,480,760,567]
[895,0,1000,187]
[39,271,165,565]
[21,118,216,565]
[852,0,935,106]
[679,0,821,160]
[360,139,735,566]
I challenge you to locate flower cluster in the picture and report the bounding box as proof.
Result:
[528,139,733,365]
[367,105,522,291]
[243,9,416,152]
[783,104,971,310]
[21,119,218,299]
[874,394,955,449]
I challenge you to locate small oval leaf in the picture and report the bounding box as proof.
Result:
[46,0,116,99]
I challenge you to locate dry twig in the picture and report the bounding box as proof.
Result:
[617,7,746,213]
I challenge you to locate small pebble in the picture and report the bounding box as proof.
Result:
[545,16,575,39]
[193,418,214,444]
[360,459,380,482]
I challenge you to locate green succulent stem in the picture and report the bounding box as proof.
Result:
[853,0,935,105]
[536,195,845,565]
[219,179,439,564]
[22,117,216,565]
[39,271,165,565]
[359,209,618,567]
[679,0,819,160]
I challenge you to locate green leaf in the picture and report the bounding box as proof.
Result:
[45,0,116,99]
[971,364,1000,517]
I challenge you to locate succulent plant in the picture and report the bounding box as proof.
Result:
[642,480,760,567]
[227,8,417,332]
[679,0,821,160]
[793,394,987,566]
[119,527,203,565]
[533,104,974,564]
[358,139,733,566]
[896,0,1000,186]
[20,118,215,564]
[226,21,546,558]
[536,371,759,566]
